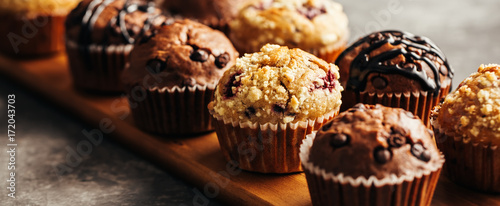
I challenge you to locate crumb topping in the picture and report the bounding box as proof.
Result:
[210,44,343,124]
[433,64,500,143]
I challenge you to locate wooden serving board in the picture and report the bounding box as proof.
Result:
[1,53,499,205]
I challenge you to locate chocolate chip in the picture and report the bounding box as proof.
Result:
[388,135,406,148]
[190,49,209,62]
[273,104,285,113]
[146,59,166,74]
[245,107,256,118]
[371,76,388,89]
[420,150,431,162]
[374,147,392,164]
[411,143,430,162]
[330,133,349,148]
[215,53,230,69]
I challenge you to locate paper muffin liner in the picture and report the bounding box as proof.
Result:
[66,40,133,93]
[432,125,500,193]
[300,133,444,206]
[314,36,348,63]
[129,83,216,136]
[341,85,450,127]
[210,108,339,173]
[0,14,65,56]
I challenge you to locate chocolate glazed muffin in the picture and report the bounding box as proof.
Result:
[121,19,238,135]
[159,0,251,34]
[335,30,453,127]
[65,0,168,92]
[300,104,444,206]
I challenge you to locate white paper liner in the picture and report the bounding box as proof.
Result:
[66,40,134,92]
[211,108,339,173]
[130,83,217,135]
[300,133,444,205]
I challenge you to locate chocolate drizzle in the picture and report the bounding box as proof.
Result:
[75,0,163,70]
[336,30,453,95]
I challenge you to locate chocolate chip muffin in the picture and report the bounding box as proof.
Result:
[159,0,250,34]
[209,44,343,173]
[336,30,454,127]
[301,104,444,206]
[229,0,348,63]
[0,0,80,56]
[122,19,238,135]
[65,0,168,92]
[431,64,500,193]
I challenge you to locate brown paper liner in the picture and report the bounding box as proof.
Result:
[66,40,133,93]
[0,14,65,56]
[129,84,215,135]
[315,38,348,63]
[434,129,500,193]
[211,109,339,173]
[300,135,444,206]
[341,85,450,127]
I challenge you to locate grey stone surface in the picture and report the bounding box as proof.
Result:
[1,0,500,205]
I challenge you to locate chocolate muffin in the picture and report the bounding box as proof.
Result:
[159,0,250,34]
[209,44,343,173]
[335,30,453,127]
[122,19,238,135]
[65,0,168,92]
[431,64,500,192]
[301,104,444,206]
[229,0,348,62]
[0,0,80,56]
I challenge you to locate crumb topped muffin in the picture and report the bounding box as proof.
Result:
[122,19,238,135]
[210,44,343,124]
[336,30,454,126]
[229,0,348,62]
[301,104,444,206]
[210,44,342,173]
[432,64,500,192]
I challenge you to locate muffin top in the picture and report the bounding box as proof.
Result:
[0,0,80,16]
[432,64,500,144]
[160,0,250,31]
[335,30,453,94]
[229,0,348,54]
[122,19,238,88]
[209,44,343,124]
[309,104,443,179]
[66,0,168,45]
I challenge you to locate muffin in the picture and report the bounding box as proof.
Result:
[65,0,168,92]
[335,30,454,127]
[0,0,80,56]
[159,0,251,34]
[208,44,343,173]
[229,0,348,63]
[301,104,444,206]
[122,19,238,135]
[431,64,500,192]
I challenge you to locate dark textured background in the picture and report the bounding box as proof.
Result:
[1,0,499,205]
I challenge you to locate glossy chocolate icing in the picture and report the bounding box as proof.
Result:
[335,30,453,95]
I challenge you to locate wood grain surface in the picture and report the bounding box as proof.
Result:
[1,53,499,205]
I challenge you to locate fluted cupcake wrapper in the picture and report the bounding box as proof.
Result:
[300,134,444,206]
[130,84,216,135]
[66,40,133,92]
[341,85,450,127]
[313,35,348,63]
[0,15,65,56]
[210,109,339,174]
[433,127,500,193]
